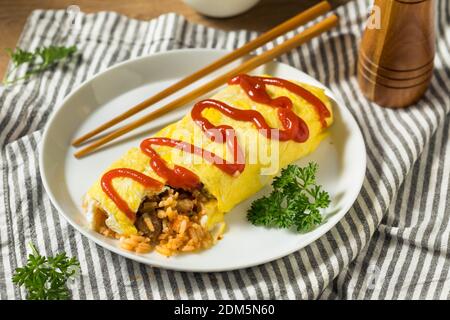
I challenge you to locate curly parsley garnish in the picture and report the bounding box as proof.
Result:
[247,163,330,232]
[12,243,80,300]
[3,45,77,85]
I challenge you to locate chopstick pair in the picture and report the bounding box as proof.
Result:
[73,1,338,158]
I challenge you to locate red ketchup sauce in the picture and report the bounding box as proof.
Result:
[228,74,330,128]
[140,137,244,190]
[101,168,162,220]
[100,74,330,219]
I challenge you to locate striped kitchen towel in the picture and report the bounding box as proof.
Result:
[0,0,449,299]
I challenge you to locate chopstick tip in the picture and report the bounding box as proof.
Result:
[72,135,87,147]
[73,150,85,159]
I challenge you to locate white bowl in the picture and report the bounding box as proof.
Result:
[183,0,260,18]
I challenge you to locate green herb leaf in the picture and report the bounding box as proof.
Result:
[6,48,35,67]
[12,243,80,300]
[247,162,331,232]
[35,46,77,69]
[3,45,77,85]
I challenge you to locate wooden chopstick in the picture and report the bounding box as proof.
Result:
[74,14,339,158]
[71,1,331,147]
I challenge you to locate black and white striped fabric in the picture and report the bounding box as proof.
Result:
[0,0,449,299]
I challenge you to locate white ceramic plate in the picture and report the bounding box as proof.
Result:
[40,49,366,272]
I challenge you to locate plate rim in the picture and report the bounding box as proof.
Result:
[39,48,367,272]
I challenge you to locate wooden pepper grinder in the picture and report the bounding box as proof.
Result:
[358,0,435,108]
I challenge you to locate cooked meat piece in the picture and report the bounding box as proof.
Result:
[142,201,158,212]
[193,188,213,202]
[176,198,194,214]
[135,212,162,242]
[175,188,192,200]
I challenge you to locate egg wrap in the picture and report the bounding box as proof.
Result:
[84,76,334,235]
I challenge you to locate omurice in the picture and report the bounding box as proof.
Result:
[83,74,333,256]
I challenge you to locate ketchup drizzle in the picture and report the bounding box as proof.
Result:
[100,74,330,219]
[190,98,309,161]
[229,74,330,128]
[140,137,243,190]
[101,168,162,220]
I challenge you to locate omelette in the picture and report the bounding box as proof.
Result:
[83,74,333,256]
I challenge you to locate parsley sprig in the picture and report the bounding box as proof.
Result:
[247,163,330,232]
[12,243,80,300]
[3,45,77,85]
